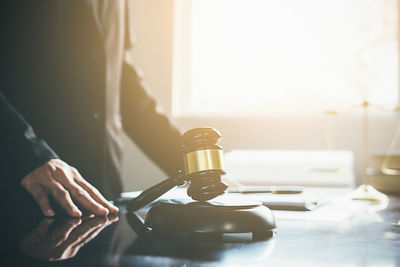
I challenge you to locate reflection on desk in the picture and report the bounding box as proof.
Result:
[4,190,400,266]
[19,215,118,262]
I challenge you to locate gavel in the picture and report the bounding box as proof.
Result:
[127,127,228,211]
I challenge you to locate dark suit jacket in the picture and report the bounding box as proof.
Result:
[0,0,183,200]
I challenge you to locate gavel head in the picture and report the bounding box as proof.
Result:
[181,127,228,201]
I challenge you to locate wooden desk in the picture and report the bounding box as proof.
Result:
[5,192,400,266]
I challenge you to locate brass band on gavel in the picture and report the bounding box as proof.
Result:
[184,148,224,175]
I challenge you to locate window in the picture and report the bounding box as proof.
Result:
[173,0,399,116]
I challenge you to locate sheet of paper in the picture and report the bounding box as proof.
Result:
[122,187,381,222]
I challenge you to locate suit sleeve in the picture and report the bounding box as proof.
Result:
[0,91,58,186]
[120,61,184,177]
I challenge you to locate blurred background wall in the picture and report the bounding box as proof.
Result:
[122,0,175,191]
[122,0,399,192]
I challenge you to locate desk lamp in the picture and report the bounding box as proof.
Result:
[127,127,276,237]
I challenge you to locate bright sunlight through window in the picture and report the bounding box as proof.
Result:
[173,0,399,116]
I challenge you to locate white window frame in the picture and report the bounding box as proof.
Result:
[171,0,400,185]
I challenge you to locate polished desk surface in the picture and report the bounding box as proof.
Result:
[4,189,400,267]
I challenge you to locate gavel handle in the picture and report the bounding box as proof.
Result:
[127,172,184,211]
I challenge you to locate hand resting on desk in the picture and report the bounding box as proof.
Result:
[21,159,119,217]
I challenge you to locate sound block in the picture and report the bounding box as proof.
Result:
[145,199,276,239]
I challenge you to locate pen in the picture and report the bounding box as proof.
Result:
[228,186,303,194]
